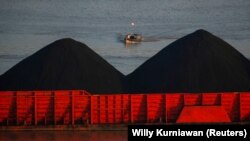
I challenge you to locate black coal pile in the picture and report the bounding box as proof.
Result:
[125,29,250,93]
[0,38,124,94]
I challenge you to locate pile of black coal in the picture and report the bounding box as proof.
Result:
[125,29,250,93]
[0,38,124,94]
[1,30,250,94]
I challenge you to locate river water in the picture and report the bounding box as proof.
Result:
[0,131,127,141]
[0,0,250,75]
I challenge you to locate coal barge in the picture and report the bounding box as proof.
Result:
[0,90,249,130]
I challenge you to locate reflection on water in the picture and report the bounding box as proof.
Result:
[0,131,127,141]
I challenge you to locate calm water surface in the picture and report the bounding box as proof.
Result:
[0,131,127,141]
[0,0,250,75]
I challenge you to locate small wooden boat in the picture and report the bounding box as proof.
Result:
[124,34,142,44]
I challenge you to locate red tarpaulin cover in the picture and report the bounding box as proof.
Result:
[177,106,231,123]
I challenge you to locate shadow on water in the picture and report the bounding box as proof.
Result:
[0,131,127,141]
